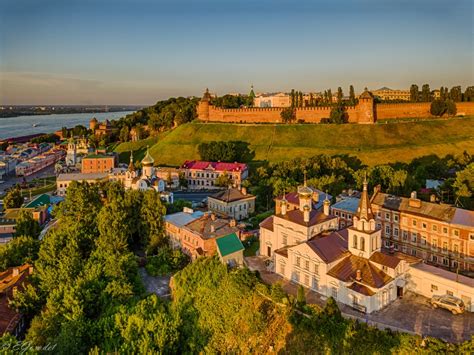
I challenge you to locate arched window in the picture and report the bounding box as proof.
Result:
[360,236,365,251]
[353,235,358,249]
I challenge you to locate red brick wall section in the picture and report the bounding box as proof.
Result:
[199,101,474,123]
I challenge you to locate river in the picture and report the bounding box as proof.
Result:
[0,111,134,140]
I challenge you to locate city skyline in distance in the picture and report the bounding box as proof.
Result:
[1,0,472,105]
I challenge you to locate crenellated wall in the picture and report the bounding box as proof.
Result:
[197,94,474,124]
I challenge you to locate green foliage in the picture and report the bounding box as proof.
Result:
[31,133,60,144]
[145,247,190,276]
[281,107,296,123]
[140,190,167,253]
[165,199,192,214]
[410,84,419,102]
[4,186,23,208]
[215,173,232,187]
[453,163,474,209]
[198,140,254,162]
[0,235,39,270]
[211,94,252,108]
[431,99,457,116]
[15,209,40,238]
[296,285,306,307]
[325,104,348,124]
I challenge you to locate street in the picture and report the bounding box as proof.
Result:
[173,190,215,203]
[0,165,55,195]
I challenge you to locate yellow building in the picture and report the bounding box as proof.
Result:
[372,87,410,101]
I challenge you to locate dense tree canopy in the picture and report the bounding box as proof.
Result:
[3,186,23,208]
[198,140,254,162]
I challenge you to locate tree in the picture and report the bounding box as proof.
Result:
[4,186,23,208]
[0,235,39,270]
[337,87,343,103]
[296,285,306,307]
[281,108,296,123]
[446,99,457,116]
[178,172,188,188]
[464,86,474,102]
[140,190,167,253]
[299,91,304,108]
[430,100,447,116]
[15,209,40,238]
[410,84,419,102]
[328,104,348,124]
[349,85,355,104]
[327,89,333,104]
[198,141,254,162]
[421,84,431,102]
[119,126,129,142]
[290,89,295,107]
[449,86,462,102]
[215,173,232,187]
[453,163,473,208]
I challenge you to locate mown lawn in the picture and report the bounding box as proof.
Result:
[116,116,474,167]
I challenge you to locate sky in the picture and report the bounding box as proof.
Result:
[0,0,472,105]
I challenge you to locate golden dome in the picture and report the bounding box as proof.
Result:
[141,147,155,166]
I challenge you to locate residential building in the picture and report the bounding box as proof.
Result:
[264,178,412,313]
[81,153,117,173]
[0,264,33,337]
[155,167,180,189]
[371,189,474,272]
[331,197,360,229]
[216,232,245,266]
[3,205,49,226]
[164,208,205,249]
[166,211,241,259]
[372,87,410,101]
[180,160,248,190]
[208,186,256,220]
[92,119,115,137]
[0,218,15,244]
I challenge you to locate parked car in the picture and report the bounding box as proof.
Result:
[431,295,465,314]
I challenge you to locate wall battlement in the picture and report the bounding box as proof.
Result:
[197,89,474,124]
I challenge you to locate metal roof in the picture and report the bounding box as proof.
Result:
[164,211,204,228]
[216,232,244,257]
[331,197,360,214]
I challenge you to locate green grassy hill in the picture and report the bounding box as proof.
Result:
[115,116,474,166]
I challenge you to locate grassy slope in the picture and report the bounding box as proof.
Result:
[117,116,474,167]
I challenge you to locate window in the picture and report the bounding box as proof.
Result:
[422,222,427,230]
[443,242,448,252]
[403,231,408,241]
[385,225,391,236]
[421,236,427,246]
[384,240,390,248]
[393,228,399,237]
[335,211,339,216]
[382,265,388,272]
[454,244,459,254]
[443,258,449,266]
[341,213,346,218]
[412,219,417,227]
[443,227,448,234]
[304,274,310,286]
[453,229,459,237]
[305,260,310,271]
[308,261,317,275]
[411,232,417,243]
[360,237,365,251]
[312,276,318,290]
[331,287,338,299]
[385,213,390,221]
[347,214,352,219]
[432,255,438,263]
[353,235,358,249]
[295,257,300,267]
[402,217,407,225]
[470,234,474,241]
[411,249,417,256]
[394,244,399,251]
[431,284,438,292]
[446,290,454,296]
[394,215,399,223]
[432,225,438,232]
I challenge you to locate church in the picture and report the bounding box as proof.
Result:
[260,177,411,313]
[121,148,166,193]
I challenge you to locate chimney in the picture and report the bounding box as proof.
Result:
[303,205,310,223]
[356,269,362,282]
[12,268,19,277]
[323,198,330,216]
[241,186,247,196]
[230,219,236,227]
[430,194,437,203]
[409,191,422,208]
[281,200,287,215]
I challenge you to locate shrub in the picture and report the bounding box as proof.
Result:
[145,247,190,276]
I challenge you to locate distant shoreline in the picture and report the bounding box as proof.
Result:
[0,106,142,118]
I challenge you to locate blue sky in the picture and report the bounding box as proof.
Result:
[0,0,472,105]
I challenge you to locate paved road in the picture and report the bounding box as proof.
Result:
[138,268,171,299]
[246,256,474,343]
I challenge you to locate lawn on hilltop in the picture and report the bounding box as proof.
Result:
[114,116,474,167]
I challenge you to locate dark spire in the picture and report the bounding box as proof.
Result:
[356,173,374,220]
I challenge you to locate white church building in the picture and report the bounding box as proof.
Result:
[260,178,474,313]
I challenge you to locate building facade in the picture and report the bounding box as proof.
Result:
[372,87,410,101]
[371,190,474,272]
[81,153,117,173]
[208,187,256,220]
[180,160,248,190]
[331,197,360,229]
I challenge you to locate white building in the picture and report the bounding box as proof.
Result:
[260,178,474,313]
